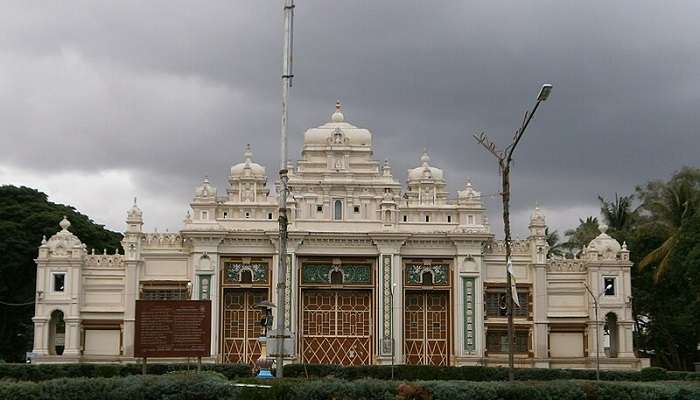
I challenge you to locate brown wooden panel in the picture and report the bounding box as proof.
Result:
[301,289,372,365]
[404,291,449,366]
[221,288,267,365]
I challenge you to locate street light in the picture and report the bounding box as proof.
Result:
[584,282,613,382]
[473,83,553,382]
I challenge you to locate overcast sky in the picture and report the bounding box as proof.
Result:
[1,1,698,238]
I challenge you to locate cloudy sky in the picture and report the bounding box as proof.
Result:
[1,1,698,237]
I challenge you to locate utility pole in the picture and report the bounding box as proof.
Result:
[275,0,295,379]
[473,84,552,381]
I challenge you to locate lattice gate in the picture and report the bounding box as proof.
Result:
[301,289,372,365]
[404,291,450,365]
[221,288,268,365]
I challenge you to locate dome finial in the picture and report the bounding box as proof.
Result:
[244,144,253,164]
[599,223,608,234]
[59,216,71,231]
[331,99,345,122]
[420,149,430,166]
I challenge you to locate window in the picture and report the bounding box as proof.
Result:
[603,277,616,296]
[425,215,430,222]
[486,330,529,353]
[245,212,250,219]
[268,212,273,220]
[353,206,360,213]
[53,273,65,292]
[49,310,65,356]
[334,200,343,220]
[316,205,323,213]
[223,212,228,219]
[141,282,189,300]
[485,290,529,318]
[201,211,208,220]
[403,215,407,222]
[468,215,474,224]
[447,215,452,223]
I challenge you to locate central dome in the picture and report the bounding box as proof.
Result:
[303,100,372,147]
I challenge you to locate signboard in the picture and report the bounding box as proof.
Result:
[134,300,211,358]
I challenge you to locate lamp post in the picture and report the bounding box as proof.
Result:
[275,0,295,378]
[584,282,612,381]
[473,84,552,382]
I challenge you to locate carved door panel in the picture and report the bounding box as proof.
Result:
[301,289,372,365]
[404,291,449,366]
[222,288,267,364]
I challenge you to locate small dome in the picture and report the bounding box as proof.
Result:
[303,100,372,147]
[127,197,143,221]
[407,149,445,181]
[587,224,622,257]
[194,177,217,198]
[43,217,84,255]
[230,144,266,178]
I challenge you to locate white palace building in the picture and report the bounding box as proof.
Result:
[31,102,647,369]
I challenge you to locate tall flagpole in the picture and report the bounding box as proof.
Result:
[275,0,294,378]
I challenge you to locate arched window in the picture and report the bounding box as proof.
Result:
[49,310,65,356]
[330,270,343,285]
[421,271,433,286]
[240,270,253,284]
[334,200,343,220]
[384,210,391,223]
[604,312,619,358]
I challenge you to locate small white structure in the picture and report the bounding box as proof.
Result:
[31,102,647,369]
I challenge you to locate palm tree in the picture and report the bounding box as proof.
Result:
[598,193,634,233]
[564,216,599,258]
[545,227,567,258]
[637,173,699,281]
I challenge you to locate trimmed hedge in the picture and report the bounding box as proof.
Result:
[3,363,699,384]
[282,364,700,382]
[0,374,699,400]
[0,362,251,382]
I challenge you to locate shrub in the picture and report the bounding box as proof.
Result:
[0,362,252,382]
[2,376,698,400]
[282,363,700,382]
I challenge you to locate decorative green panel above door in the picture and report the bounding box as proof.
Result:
[301,264,372,285]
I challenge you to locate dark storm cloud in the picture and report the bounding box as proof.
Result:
[1,1,698,234]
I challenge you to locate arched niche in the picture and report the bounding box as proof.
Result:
[604,312,619,358]
[48,310,65,356]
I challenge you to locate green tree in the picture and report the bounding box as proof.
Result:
[563,216,599,257]
[545,227,569,258]
[631,211,700,370]
[636,167,700,281]
[598,193,635,242]
[0,185,122,362]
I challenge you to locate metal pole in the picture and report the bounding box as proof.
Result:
[595,298,600,381]
[390,283,395,380]
[474,89,550,382]
[275,0,294,379]
[584,283,601,381]
[500,161,515,381]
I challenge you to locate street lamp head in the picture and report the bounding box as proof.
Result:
[537,84,553,102]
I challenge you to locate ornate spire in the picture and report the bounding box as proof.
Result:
[420,149,430,166]
[383,159,392,177]
[244,144,253,165]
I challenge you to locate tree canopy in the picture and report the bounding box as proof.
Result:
[0,185,122,362]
